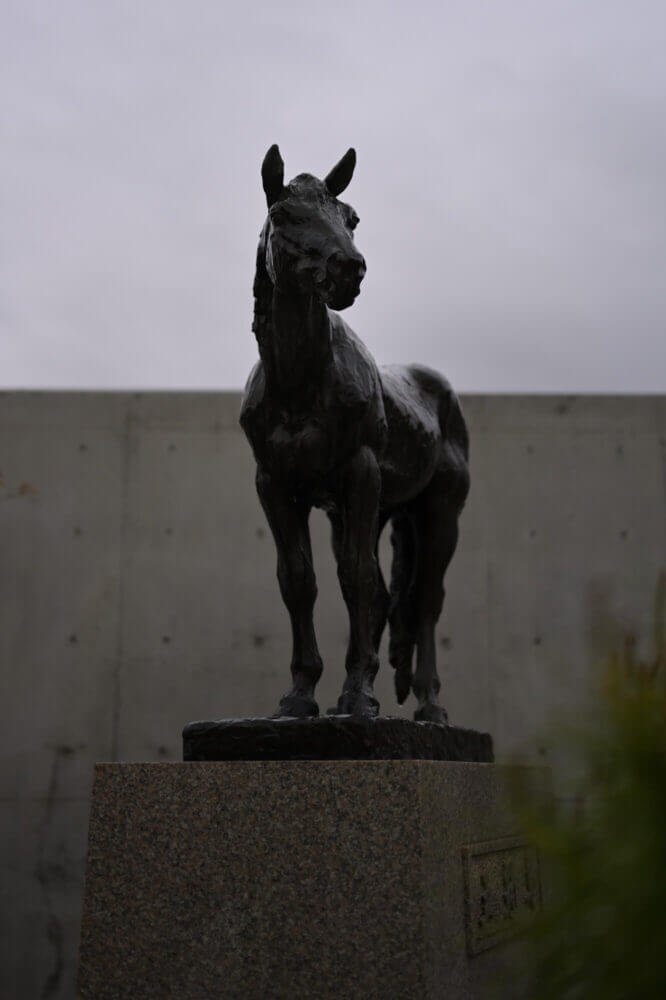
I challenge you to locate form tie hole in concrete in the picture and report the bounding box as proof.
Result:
[162,635,171,645]
[620,530,628,541]
[68,634,77,645]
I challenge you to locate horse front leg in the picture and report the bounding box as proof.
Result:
[256,467,323,718]
[333,446,382,717]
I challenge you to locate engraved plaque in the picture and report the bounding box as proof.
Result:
[462,836,541,955]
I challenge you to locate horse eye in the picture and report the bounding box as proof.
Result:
[349,213,359,231]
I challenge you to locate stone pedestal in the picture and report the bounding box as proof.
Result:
[78,760,543,999]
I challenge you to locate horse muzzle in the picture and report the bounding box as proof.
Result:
[324,251,366,310]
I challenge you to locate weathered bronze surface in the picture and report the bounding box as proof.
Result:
[240,146,470,722]
[183,716,493,762]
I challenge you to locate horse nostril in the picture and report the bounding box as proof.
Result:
[348,254,366,281]
[329,252,366,284]
[328,251,345,276]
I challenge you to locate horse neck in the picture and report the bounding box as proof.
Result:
[263,285,332,401]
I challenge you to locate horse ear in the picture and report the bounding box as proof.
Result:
[325,148,356,196]
[261,144,284,206]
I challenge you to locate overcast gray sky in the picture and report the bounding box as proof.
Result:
[1,0,665,391]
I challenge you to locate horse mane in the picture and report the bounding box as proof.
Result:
[252,222,273,365]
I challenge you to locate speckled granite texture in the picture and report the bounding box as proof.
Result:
[78,762,540,1000]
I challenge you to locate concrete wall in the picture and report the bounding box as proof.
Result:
[1,390,664,999]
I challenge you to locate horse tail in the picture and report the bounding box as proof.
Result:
[388,513,418,704]
[387,383,469,705]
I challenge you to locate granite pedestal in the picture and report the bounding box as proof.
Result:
[78,750,543,999]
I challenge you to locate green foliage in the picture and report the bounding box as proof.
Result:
[519,575,666,1000]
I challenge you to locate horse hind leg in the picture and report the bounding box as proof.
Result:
[411,479,462,724]
[372,514,391,654]
[388,513,418,705]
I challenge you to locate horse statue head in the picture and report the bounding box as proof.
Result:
[259,144,366,312]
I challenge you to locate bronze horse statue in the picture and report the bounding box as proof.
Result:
[240,145,469,723]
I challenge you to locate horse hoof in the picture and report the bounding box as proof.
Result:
[414,704,448,725]
[273,694,319,719]
[335,691,379,718]
[394,668,412,705]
